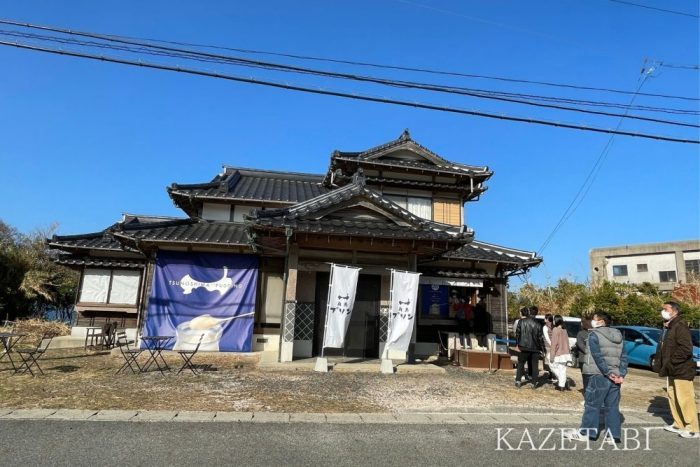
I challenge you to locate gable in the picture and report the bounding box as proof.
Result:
[363,143,442,167]
[308,202,410,226]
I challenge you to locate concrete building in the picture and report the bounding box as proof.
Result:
[590,240,700,291]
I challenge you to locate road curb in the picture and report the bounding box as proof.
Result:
[0,409,668,425]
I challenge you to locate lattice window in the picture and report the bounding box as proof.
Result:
[379,306,390,342]
[293,302,315,341]
[282,301,296,342]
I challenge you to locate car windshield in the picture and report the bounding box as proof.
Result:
[642,329,661,343]
[565,322,581,338]
[692,330,700,348]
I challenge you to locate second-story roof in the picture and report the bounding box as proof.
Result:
[168,167,329,217]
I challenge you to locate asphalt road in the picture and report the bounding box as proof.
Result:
[1,420,698,466]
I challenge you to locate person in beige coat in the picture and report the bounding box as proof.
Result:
[549,315,572,391]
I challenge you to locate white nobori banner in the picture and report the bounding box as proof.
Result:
[385,270,421,354]
[322,264,361,349]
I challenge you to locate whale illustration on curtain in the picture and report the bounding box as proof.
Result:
[143,251,258,352]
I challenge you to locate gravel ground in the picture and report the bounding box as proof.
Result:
[0,348,675,413]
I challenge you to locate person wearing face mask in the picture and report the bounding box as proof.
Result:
[653,301,699,439]
[565,311,627,444]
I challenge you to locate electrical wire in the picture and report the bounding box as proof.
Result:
[1,27,698,127]
[1,39,697,144]
[1,18,698,102]
[537,69,655,255]
[609,0,700,19]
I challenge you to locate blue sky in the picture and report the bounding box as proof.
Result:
[0,0,698,287]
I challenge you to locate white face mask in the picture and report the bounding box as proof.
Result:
[591,320,602,328]
[661,310,672,321]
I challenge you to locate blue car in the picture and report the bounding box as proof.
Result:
[612,326,662,370]
[613,326,700,373]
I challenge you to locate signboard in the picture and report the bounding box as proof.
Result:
[419,276,483,288]
[143,251,258,352]
[420,284,449,317]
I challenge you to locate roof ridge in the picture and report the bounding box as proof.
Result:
[223,166,324,179]
[50,230,110,241]
[117,217,195,232]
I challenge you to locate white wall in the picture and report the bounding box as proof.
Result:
[606,252,677,284]
[683,251,700,261]
[201,203,231,221]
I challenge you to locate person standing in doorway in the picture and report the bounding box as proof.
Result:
[566,311,627,443]
[653,301,699,439]
[514,307,543,388]
[473,298,491,348]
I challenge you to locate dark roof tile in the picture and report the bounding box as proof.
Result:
[115,219,250,247]
[442,241,541,265]
[169,167,328,203]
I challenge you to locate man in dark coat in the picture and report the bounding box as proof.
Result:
[653,301,699,439]
[473,298,492,348]
[514,307,543,388]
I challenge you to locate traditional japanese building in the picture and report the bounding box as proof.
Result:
[49,131,541,361]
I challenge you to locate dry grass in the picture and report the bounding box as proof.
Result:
[5,319,71,345]
[0,348,671,414]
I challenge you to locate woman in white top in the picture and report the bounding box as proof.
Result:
[543,314,555,382]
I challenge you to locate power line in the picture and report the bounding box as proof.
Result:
[537,68,654,254]
[2,39,697,144]
[3,28,697,129]
[1,18,698,102]
[659,62,700,71]
[609,0,700,18]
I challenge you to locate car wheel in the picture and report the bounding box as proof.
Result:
[649,355,655,370]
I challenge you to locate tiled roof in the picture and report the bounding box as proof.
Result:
[331,130,492,176]
[48,214,186,252]
[442,240,541,266]
[54,254,145,268]
[49,230,123,251]
[251,176,472,241]
[114,219,250,247]
[255,218,462,241]
[169,167,328,203]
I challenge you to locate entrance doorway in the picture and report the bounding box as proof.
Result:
[313,272,381,359]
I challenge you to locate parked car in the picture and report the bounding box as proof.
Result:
[533,315,581,348]
[612,326,662,370]
[692,329,700,373]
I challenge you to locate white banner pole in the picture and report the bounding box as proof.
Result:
[315,264,335,372]
[321,263,335,359]
[380,269,395,373]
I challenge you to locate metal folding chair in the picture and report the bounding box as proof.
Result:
[15,332,57,376]
[177,334,205,375]
[115,331,142,374]
[103,322,118,350]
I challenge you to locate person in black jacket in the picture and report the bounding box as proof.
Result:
[515,307,544,388]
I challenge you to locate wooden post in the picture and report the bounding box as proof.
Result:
[279,244,299,362]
